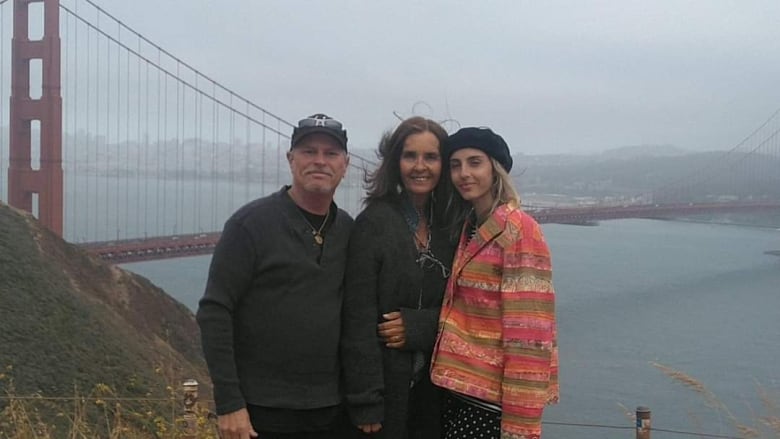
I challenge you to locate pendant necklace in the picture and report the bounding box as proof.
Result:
[411,203,432,252]
[413,223,430,252]
[302,208,330,245]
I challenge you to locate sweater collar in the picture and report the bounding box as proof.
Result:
[399,191,431,232]
[453,203,514,275]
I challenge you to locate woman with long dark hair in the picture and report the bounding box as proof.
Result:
[341,116,455,438]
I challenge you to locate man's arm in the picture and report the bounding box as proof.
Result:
[196,219,257,415]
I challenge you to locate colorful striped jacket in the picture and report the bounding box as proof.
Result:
[430,202,559,439]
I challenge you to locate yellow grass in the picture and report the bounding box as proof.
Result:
[652,362,780,438]
[0,365,218,439]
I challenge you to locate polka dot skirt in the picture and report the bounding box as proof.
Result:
[442,392,501,439]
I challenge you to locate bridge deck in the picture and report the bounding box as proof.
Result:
[80,202,780,263]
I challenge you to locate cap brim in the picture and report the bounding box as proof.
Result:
[291,127,348,151]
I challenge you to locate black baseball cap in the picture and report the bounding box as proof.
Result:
[290,113,348,152]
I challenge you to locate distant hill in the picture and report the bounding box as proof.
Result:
[599,144,688,160]
[0,202,209,420]
[515,149,780,200]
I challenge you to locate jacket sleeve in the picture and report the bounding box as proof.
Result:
[195,219,256,415]
[499,216,558,439]
[398,306,440,352]
[341,214,385,426]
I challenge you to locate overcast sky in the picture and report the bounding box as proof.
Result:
[37,1,780,154]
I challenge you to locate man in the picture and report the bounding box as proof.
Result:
[197,114,353,439]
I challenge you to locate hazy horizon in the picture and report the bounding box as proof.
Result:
[2,1,780,155]
[93,0,780,155]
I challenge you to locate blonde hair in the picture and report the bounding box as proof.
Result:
[489,157,521,213]
[444,156,521,235]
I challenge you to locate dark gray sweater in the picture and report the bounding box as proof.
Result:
[197,187,353,416]
[341,198,455,438]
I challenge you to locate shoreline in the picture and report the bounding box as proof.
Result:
[658,217,780,230]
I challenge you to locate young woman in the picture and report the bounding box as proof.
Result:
[341,116,455,438]
[430,127,559,439]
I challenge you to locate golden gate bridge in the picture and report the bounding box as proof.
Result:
[1,0,779,262]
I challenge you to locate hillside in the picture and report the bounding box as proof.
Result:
[515,149,780,200]
[0,202,209,411]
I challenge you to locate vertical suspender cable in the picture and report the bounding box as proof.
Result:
[155,49,161,237]
[144,59,149,238]
[1,4,6,203]
[72,2,80,240]
[84,9,91,240]
[178,64,185,233]
[115,19,121,238]
[62,5,70,237]
[115,20,121,237]
[94,9,100,239]
[163,56,168,234]
[245,101,250,203]
[136,37,141,237]
[104,11,112,239]
[772,118,778,196]
[229,94,235,211]
[770,119,780,195]
[124,33,130,238]
[211,81,217,229]
[117,21,122,238]
[750,129,756,199]
[276,119,282,188]
[261,112,266,197]
[192,74,198,231]
[175,61,181,235]
[196,75,201,232]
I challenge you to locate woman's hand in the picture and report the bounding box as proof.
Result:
[378,311,406,348]
[357,423,382,434]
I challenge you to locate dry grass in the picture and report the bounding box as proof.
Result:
[0,366,217,439]
[652,362,780,438]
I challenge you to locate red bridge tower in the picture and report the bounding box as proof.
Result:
[8,0,63,236]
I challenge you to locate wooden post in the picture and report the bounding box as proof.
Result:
[636,406,651,439]
[181,379,199,438]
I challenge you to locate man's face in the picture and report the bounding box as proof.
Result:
[287,133,349,196]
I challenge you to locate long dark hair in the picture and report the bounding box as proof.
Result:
[364,116,452,224]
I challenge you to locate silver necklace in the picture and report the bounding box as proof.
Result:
[302,208,330,245]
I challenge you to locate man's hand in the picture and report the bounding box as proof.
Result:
[357,422,383,434]
[218,408,258,439]
[378,311,406,349]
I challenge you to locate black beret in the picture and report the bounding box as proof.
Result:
[445,127,513,172]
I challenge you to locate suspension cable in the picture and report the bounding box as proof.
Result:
[144,58,150,238]
[84,3,91,240]
[195,75,202,232]
[1,1,6,202]
[114,18,121,237]
[136,36,142,238]
[58,4,289,137]
[155,48,161,236]
[175,60,181,235]
[78,0,292,129]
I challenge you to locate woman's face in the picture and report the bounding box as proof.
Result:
[449,147,495,213]
[399,131,442,200]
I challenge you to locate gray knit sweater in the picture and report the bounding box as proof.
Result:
[197,187,353,416]
[341,198,455,438]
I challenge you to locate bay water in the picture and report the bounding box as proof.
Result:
[123,218,780,438]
